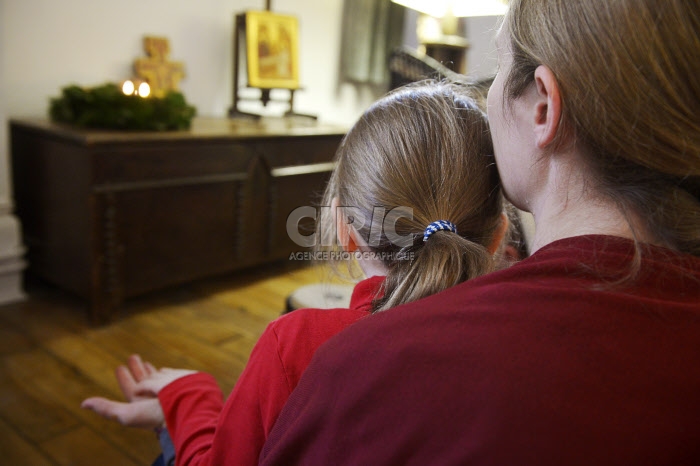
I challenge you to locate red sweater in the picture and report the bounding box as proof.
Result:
[261,236,700,465]
[157,275,383,466]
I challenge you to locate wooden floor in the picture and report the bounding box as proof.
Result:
[0,261,344,466]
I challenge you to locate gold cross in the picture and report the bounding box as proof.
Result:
[134,36,185,98]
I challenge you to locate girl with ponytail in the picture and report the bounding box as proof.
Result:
[319,79,508,312]
[82,80,509,466]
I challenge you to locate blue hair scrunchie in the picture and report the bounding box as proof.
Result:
[423,220,458,242]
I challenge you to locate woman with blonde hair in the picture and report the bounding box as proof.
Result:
[259,1,700,464]
[82,80,510,466]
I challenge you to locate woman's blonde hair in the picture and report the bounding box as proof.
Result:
[318,80,503,312]
[503,0,700,256]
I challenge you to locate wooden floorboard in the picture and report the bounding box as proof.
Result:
[0,416,55,466]
[0,260,346,465]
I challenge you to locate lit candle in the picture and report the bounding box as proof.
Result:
[137,82,151,98]
[122,80,135,95]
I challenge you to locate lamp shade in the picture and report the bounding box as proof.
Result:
[392,0,508,18]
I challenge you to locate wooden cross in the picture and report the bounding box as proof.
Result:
[134,36,185,98]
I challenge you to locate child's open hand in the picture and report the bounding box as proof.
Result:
[81,354,196,430]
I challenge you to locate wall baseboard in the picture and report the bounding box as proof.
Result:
[0,212,27,305]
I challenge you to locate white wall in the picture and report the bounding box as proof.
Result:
[1,0,500,118]
[0,0,8,205]
[465,15,502,79]
[1,0,371,124]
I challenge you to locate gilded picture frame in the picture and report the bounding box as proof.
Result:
[245,11,300,90]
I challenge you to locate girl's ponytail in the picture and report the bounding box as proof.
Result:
[375,232,494,312]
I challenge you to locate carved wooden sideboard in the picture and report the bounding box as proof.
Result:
[10,117,345,322]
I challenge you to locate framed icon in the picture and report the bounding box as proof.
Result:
[245,11,300,89]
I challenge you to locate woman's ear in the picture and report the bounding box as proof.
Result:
[532,65,562,149]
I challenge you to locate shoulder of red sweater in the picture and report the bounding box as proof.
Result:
[270,306,369,332]
[268,276,382,332]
